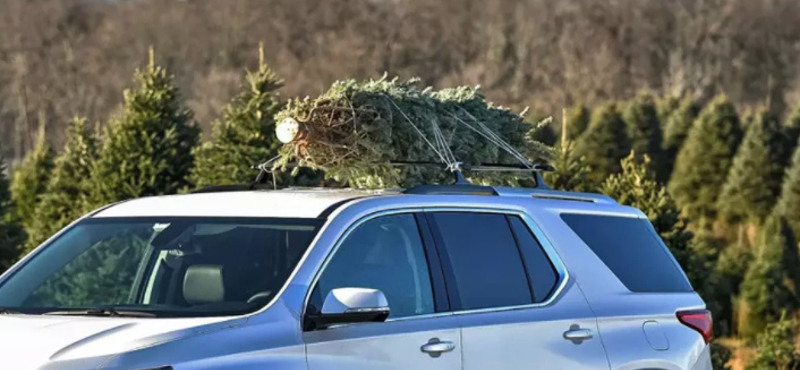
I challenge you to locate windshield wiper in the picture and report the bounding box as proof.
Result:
[43,307,157,318]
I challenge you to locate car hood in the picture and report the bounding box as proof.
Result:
[0,314,244,370]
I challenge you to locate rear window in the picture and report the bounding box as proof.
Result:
[560,213,692,293]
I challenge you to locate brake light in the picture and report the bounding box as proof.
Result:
[677,310,713,344]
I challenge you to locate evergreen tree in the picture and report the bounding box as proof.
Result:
[564,104,590,142]
[777,138,800,234]
[662,96,700,178]
[0,147,25,270]
[669,95,742,226]
[525,114,558,148]
[656,95,680,124]
[25,117,97,252]
[624,93,667,182]
[712,239,753,336]
[739,216,800,339]
[10,125,54,233]
[785,103,800,153]
[745,314,800,370]
[718,108,788,222]
[574,102,630,184]
[87,55,199,207]
[190,51,284,188]
[601,153,691,268]
[543,142,596,193]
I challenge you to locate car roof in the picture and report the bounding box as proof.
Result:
[90,186,618,219]
[91,188,396,219]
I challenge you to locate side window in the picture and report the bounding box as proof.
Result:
[508,216,559,303]
[430,212,532,310]
[311,214,435,318]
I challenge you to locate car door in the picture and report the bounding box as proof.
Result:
[425,210,611,370]
[303,212,461,370]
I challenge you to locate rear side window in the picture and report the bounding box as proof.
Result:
[508,216,558,302]
[561,213,692,293]
[429,213,532,310]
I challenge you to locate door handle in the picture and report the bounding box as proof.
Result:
[421,338,455,358]
[563,324,593,344]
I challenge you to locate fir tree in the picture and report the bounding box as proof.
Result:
[624,93,667,182]
[745,314,800,370]
[718,108,788,222]
[87,53,199,207]
[0,147,25,270]
[10,125,54,233]
[601,153,692,268]
[669,95,742,226]
[776,138,800,235]
[25,117,97,252]
[190,49,284,188]
[564,104,590,142]
[739,216,800,339]
[574,102,630,184]
[543,142,596,193]
[662,96,700,178]
[525,114,558,148]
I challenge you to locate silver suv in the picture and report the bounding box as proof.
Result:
[0,185,713,370]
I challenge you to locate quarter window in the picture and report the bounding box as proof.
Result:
[430,212,532,310]
[310,214,435,318]
[508,216,559,302]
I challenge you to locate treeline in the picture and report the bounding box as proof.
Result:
[3,0,800,165]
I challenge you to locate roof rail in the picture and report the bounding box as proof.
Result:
[190,184,273,194]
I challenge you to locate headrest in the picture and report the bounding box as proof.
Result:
[183,265,225,304]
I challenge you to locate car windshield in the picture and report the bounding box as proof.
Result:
[0,217,323,317]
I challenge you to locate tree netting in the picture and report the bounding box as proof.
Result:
[274,76,552,189]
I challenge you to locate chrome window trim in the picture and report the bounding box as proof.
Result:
[301,205,570,330]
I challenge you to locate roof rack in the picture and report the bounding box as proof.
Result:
[396,161,554,195]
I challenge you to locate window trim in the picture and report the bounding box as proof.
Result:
[301,208,449,330]
[422,207,569,317]
[300,207,571,329]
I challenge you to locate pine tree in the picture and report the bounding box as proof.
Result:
[87,53,199,207]
[624,93,667,182]
[574,102,630,184]
[190,49,284,188]
[718,108,788,222]
[564,104,591,142]
[525,114,558,148]
[739,216,800,339]
[543,142,596,193]
[776,138,800,235]
[601,153,692,267]
[669,95,742,226]
[785,103,800,153]
[25,117,97,252]
[0,147,25,270]
[662,96,700,178]
[10,125,54,233]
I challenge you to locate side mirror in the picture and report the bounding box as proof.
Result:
[308,288,390,330]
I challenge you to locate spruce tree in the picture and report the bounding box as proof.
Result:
[0,147,25,270]
[624,93,667,182]
[190,51,284,188]
[564,104,590,141]
[739,216,800,339]
[10,125,54,233]
[543,142,596,193]
[784,104,800,161]
[718,108,787,222]
[25,117,96,252]
[574,102,630,184]
[669,95,742,226]
[662,96,700,178]
[601,153,692,268]
[87,55,199,207]
[776,138,800,234]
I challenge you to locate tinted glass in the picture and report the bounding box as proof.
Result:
[432,212,532,310]
[0,217,322,317]
[313,214,435,318]
[561,214,692,292]
[509,216,558,302]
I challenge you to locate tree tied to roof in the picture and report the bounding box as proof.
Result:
[273,76,552,189]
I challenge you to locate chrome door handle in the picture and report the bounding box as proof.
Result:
[421,338,455,358]
[563,325,593,344]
